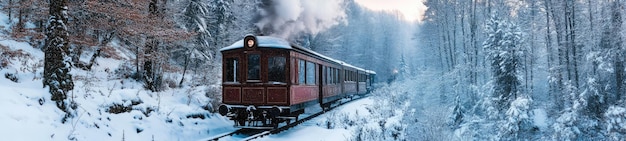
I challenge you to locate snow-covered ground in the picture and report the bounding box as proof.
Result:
[0,34,237,141]
[256,98,375,141]
[0,12,238,140]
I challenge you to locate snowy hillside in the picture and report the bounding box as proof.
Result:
[0,12,239,140]
[0,32,410,141]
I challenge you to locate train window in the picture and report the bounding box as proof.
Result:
[350,71,354,81]
[224,58,238,82]
[268,56,286,83]
[247,54,260,81]
[327,67,331,85]
[362,74,365,82]
[349,71,352,81]
[321,66,328,85]
[299,60,305,84]
[361,74,364,82]
[349,71,353,81]
[306,61,316,85]
[335,69,338,84]
[334,69,337,84]
[331,68,335,84]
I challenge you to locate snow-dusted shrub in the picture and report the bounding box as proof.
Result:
[114,62,136,79]
[499,97,534,140]
[165,75,179,88]
[204,85,221,112]
[552,110,580,140]
[107,99,143,114]
[604,106,626,140]
[5,72,18,82]
[352,123,383,141]
[107,103,133,114]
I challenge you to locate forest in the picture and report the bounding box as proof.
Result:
[413,0,626,140]
[2,0,626,140]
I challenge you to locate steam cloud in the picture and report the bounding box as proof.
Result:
[256,0,347,39]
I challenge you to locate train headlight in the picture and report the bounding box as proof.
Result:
[244,35,257,48]
[247,39,255,48]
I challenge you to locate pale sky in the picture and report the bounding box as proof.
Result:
[354,0,427,22]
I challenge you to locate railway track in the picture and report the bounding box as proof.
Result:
[206,95,368,141]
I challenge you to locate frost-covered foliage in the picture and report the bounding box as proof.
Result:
[552,110,581,140]
[500,97,534,140]
[397,54,412,80]
[354,83,409,141]
[604,106,626,140]
[419,0,626,140]
[483,16,524,112]
[551,80,606,140]
[321,79,413,141]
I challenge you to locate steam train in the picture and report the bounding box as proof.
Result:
[218,35,376,128]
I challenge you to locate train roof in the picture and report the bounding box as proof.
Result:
[220,36,292,51]
[220,36,376,75]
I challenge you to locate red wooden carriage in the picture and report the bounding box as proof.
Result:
[218,35,376,128]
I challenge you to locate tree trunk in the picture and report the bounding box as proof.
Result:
[8,0,12,21]
[144,0,161,92]
[180,55,189,86]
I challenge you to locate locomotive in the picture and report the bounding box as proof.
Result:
[218,35,376,129]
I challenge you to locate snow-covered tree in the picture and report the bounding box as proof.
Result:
[483,16,524,112]
[398,54,411,80]
[208,0,236,48]
[500,96,533,140]
[604,106,626,140]
[553,110,581,140]
[449,95,464,128]
[43,0,75,122]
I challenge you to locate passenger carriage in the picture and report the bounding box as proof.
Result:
[218,35,375,128]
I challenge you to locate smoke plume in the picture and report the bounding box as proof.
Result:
[255,0,347,39]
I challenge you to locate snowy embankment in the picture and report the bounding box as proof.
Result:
[0,13,236,140]
[252,83,411,141]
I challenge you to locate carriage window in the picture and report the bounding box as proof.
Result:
[225,58,238,82]
[323,67,327,85]
[363,74,366,82]
[299,60,305,84]
[333,69,339,84]
[306,61,316,85]
[268,56,286,83]
[326,67,331,85]
[247,54,260,81]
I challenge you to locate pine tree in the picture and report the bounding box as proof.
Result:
[483,16,523,112]
[398,54,411,79]
[43,0,74,122]
[500,97,533,140]
[208,0,236,52]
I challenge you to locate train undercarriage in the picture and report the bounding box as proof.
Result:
[219,105,303,129]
